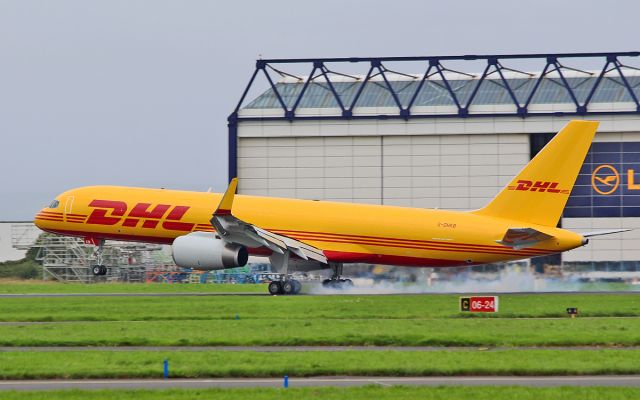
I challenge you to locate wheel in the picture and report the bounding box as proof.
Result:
[342,278,354,288]
[322,279,332,287]
[291,279,302,294]
[282,281,294,295]
[100,266,108,276]
[92,265,102,276]
[268,281,283,295]
[331,280,344,290]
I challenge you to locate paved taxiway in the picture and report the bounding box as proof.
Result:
[1,290,637,298]
[2,376,640,390]
[0,292,263,298]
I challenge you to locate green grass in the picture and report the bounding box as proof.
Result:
[1,293,639,322]
[0,349,639,378]
[1,317,639,346]
[0,281,265,294]
[3,387,640,400]
[1,293,640,346]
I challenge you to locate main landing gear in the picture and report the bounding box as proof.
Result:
[321,262,354,290]
[268,276,302,295]
[268,250,302,295]
[90,239,108,276]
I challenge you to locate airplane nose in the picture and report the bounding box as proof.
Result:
[34,207,63,230]
[34,209,46,229]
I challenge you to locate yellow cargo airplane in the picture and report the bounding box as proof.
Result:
[34,120,627,294]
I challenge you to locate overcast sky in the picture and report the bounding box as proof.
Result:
[1,0,638,219]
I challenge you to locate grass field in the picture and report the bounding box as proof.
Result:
[0,349,639,378]
[0,292,639,346]
[1,317,639,347]
[1,292,639,321]
[0,281,265,294]
[4,386,640,400]
[1,281,639,398]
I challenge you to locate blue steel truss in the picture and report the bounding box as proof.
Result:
[228,52,640,180]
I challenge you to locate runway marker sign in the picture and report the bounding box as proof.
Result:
[460,296,499,313]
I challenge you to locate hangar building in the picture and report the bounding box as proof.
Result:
[228,52,640,267]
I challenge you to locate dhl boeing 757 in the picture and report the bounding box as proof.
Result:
[34,120,628,294]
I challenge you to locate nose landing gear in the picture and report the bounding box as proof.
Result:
[91,265,108,276]
[90,239,108,276]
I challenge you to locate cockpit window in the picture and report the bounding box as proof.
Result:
[49,200,60,209]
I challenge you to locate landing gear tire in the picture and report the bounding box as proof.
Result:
[269,279,301,295]
[268,281,283,295]
[282,280,294,295]
[322,278,354,290]
[92,265,107,276]
[291,279,302,295]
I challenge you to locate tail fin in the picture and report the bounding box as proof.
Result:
[472,120,599,227]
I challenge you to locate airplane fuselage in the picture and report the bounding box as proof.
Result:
[35,185,584,268]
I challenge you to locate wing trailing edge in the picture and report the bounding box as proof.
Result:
[210,178,328,264]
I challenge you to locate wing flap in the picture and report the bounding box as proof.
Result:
[211,178,328,264]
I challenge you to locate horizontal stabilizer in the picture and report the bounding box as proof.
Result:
[497,227,554,250]
[580,229,631,238]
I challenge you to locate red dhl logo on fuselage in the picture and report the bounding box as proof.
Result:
[86,200,195,231]
[507,180,571,194]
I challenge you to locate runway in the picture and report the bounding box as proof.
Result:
[0,290,638,298]
[2,376,640,390]
[0,292,264,298]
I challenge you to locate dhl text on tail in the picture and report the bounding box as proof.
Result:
[34,120,628,294]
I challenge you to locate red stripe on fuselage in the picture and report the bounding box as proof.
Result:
[36,228,272,257]
[35,217,63,222]
[288,234,546,257]
[323,250,473,267]
[36,214,63,219]
[271,228,550,252]
[270,229,550,256]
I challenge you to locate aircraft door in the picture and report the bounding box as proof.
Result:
[64,196,75,214]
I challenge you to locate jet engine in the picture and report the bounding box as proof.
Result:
[172,232,248,270]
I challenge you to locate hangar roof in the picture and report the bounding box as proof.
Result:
[245,70,640,109]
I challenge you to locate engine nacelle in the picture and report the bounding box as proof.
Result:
[172,232,248,270]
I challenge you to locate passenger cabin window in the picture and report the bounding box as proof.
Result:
[49,200,60,209]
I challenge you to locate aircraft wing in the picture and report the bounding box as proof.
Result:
[496,227,554,250]
[209,178,328,264]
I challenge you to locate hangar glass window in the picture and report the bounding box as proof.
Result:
[49,200,60,209]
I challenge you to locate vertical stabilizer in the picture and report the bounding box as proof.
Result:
[472,120,598,226]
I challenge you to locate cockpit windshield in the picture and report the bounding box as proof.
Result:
[48,200,60,209]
